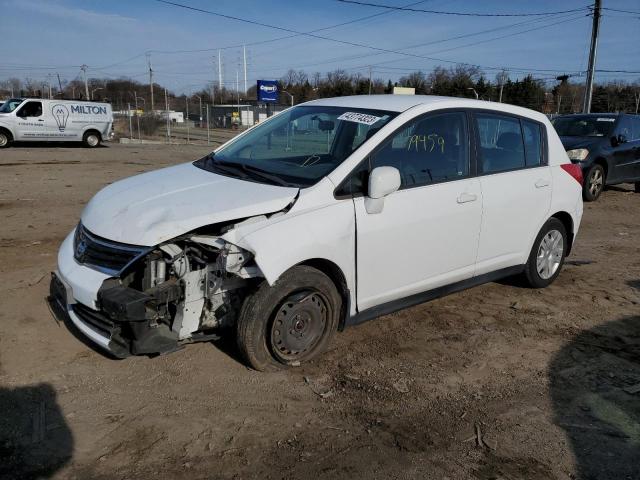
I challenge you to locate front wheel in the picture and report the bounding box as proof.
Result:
[583,164,604,202]
[236,266,341,371]
[523,218,567,288]
[0,130,12,148]
[83,131,101,148]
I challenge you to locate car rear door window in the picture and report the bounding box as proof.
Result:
[522,120,543,166]
[370,111,469,188]
[475,113,526,174]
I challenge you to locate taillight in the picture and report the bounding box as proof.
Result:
[560,163,583,186]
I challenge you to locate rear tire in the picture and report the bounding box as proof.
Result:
[0,130,12,148]
[83,131,101,148]
[523,218,567,289]
[236,266,341,371]
[582,164,604,202]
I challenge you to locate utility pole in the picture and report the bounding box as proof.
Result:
[368,66,372,95]
[57,74,63,98]
[80,65,89,100]
[147,53,155,113]
[583,0,601,113]
[134,91,141,143]
[218,50,223,100]
[186,97,190,144]
[165,89,170,144]
[243,45,248,95]
[47,74,52,99]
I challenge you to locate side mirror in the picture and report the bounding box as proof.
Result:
[612,134,627,147]
[365,166,401,214]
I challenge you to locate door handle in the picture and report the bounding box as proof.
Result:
[535,179,550,188]
[457,192,477,204]
[38,119,44,122]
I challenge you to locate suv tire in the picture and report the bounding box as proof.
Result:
[583,164,604,202]
[236,265,341,371]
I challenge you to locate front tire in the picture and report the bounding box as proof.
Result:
[583,164,604,202]
[236,266,341,371]
[523,218,567,288]
[83,131,101,148]
[0,130,12,148]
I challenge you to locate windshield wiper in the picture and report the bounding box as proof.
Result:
[209,159,249,179]
[239,164,293,187]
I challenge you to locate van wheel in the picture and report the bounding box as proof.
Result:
[583,164,604,201]
[0,130,12,148]
[236,266,341,371]
[523,218,567,289]
[83,131,101,148]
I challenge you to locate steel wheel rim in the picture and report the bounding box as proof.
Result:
[536,229,564,280]
[0,134,7,147]
[87,135,99,147]
[270,290,328,362]
[589,168,603,196]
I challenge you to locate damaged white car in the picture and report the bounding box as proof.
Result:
[51,95,583,370]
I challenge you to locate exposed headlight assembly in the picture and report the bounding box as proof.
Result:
[566,148,589,161]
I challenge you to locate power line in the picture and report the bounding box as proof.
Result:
[335,0,590,17]
[250,11,582,74]
[602,7,640,15]
[152,0,589,76]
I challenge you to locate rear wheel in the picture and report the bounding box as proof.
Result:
[583,164,604,202]
[523,218,567,288]
[83,131,101,148]
[0,130,12,148]
[236,266,341,371]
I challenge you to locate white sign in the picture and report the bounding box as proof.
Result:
[337,111,382,126]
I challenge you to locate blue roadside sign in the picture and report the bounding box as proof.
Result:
[257,80,278,102]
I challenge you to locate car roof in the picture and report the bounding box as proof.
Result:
[301,94,548,122]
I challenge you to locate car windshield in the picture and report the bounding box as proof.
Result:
[194,105,397,187]
[552,115,616,137]
[0,98,23,113]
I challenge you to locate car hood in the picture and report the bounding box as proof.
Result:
[81,162,299,246]
[559,136,603,151]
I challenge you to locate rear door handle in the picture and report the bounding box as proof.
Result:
[535,179,550,188]
[457,192,477,204]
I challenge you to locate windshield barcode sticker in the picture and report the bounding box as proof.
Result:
[596,117,615,122]
[337,112,382,125]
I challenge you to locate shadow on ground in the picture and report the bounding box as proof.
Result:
[0,383,73,480]
[550,315,640,480]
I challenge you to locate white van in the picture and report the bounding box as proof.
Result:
[50,95,583,370]
[0,98,114,148]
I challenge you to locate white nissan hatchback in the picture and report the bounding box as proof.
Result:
[51,95,583,370]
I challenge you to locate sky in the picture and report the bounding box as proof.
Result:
[1,0,639,94]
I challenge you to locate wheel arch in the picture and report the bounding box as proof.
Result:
[296,258,351,330]
[0,126,14,141]
[592,157,609,181]
[83,128,102,141]
[550,211,574,255]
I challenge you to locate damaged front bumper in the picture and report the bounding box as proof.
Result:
[51,224,255,358]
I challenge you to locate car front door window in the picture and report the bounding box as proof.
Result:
[370,112,469,187]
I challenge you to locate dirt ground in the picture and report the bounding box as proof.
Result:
[1,143,639,480]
